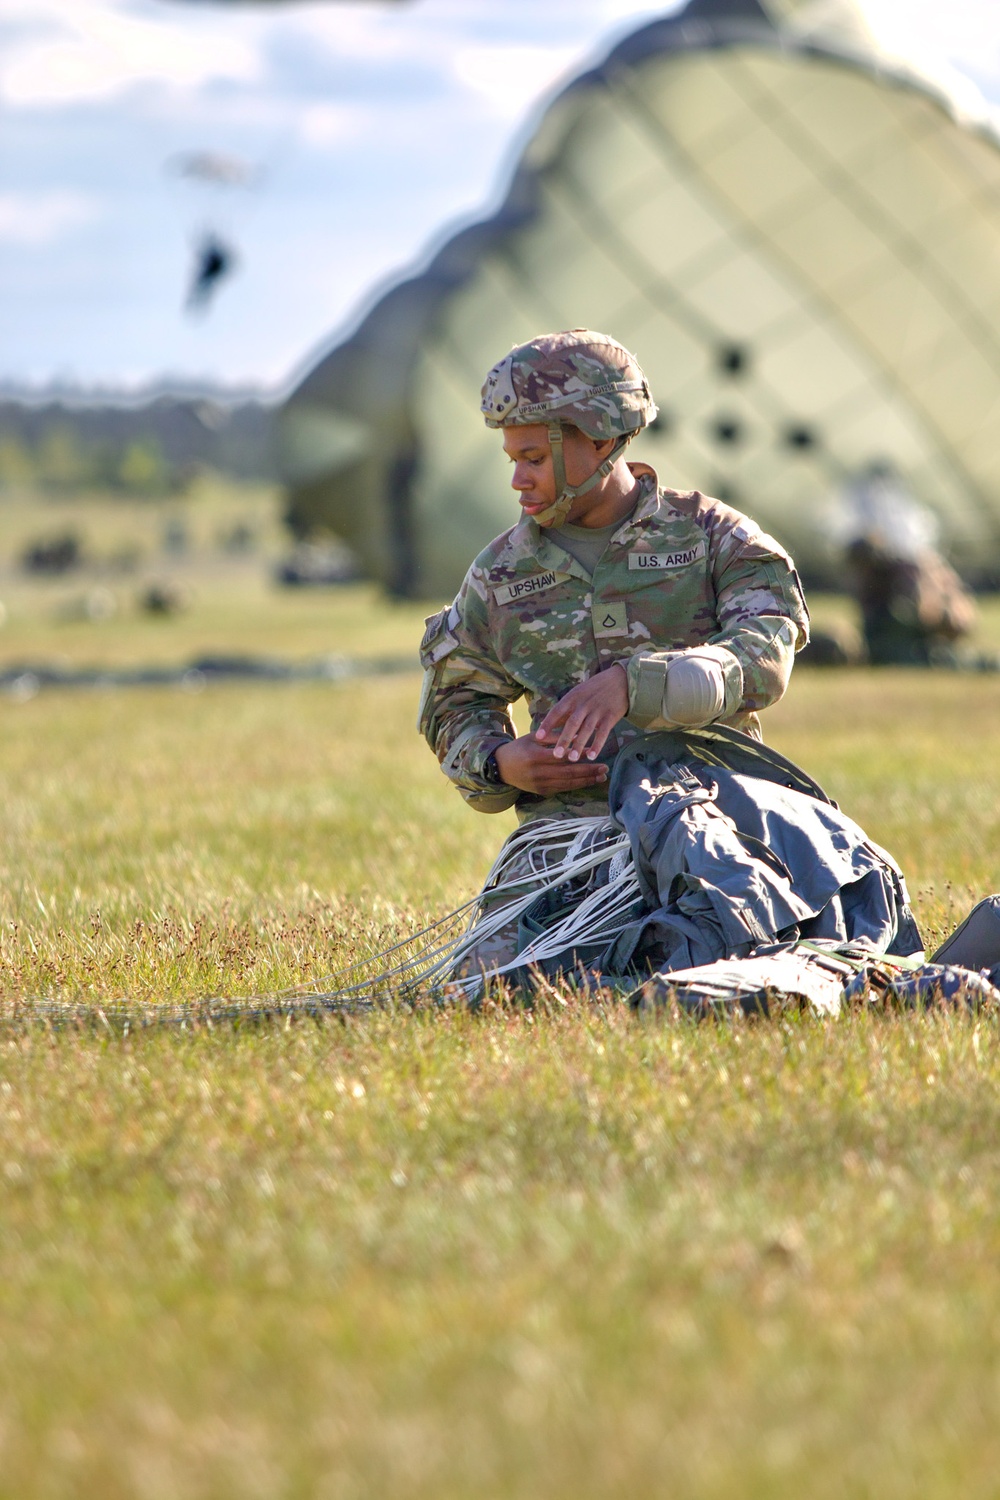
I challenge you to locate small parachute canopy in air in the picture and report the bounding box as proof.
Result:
[170,150,262,189]
[280,0,1000,597]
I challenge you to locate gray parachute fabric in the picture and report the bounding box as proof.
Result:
[586,726,997,1017]
[497,724,924,1006]
[600,726,924,978]
[931,896,1000,972]
[629,941,869,1018]
[626,941,1000,1018]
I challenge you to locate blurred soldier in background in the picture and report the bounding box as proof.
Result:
[417,329,810,977]
[843,462,976,666]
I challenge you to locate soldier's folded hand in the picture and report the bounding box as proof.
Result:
[494,734,610,794]
[534,662,629,764]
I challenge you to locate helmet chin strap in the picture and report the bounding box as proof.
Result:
[530,423,632,528]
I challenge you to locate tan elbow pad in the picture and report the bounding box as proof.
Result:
[664,652,726,726]
[628,646,743,729]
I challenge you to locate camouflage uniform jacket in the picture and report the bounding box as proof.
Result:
[418,464,810,818]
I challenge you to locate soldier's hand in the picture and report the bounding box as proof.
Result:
[494,735,610,794]
[534,663,629,763]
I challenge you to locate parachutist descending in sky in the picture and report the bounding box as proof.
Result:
[167,149,257,316]
[185,232,237,314]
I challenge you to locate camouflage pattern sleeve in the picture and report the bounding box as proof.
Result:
[417,566,523,814]
[626,497,810,730]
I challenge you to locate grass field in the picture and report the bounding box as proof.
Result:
[1,532,1000,1497]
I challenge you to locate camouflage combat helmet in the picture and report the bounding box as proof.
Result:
[481,329,657,526]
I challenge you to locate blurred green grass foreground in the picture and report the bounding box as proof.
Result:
[1,479,1000,1497]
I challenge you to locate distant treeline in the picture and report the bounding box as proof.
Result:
[0,391,279,496]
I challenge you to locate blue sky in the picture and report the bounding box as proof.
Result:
[2,0,999,392]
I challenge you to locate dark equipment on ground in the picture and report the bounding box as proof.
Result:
[138,582,189,616]
[274,541,361,588]
[21,533,81,576]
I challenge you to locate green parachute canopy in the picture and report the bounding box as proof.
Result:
[280,0,1000,597]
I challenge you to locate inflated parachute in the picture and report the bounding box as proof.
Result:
[280,0,1000,597]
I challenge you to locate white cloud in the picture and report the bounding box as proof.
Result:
[452,43,582,118]
[0,0,262,109]
[863,0,999,48]
[298,102,366,150]
[0,190,98,245]
[280,4,417,63]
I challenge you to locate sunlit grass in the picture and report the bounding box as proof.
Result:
[1,573,1000,1496]
[2,1004,1000,1497]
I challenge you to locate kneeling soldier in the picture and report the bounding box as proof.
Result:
[418,329,810,975]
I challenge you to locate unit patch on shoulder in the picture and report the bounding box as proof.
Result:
[628,540,707,571]
[493,571,564,606]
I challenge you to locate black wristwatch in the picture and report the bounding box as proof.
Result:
[482,748,506,787]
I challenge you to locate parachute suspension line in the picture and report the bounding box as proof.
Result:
[280,894,483,999]
[454,850,642,1004]
[6,820,641,1029]
[307,816,640,1006]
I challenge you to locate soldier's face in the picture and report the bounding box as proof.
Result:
[502,424,603,524]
